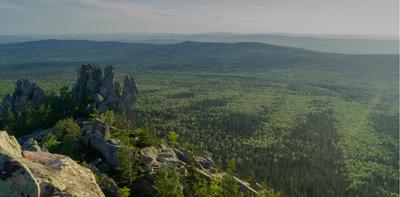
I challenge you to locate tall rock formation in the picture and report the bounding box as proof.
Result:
[71,65,139,124]
[120,75,139,121]
[72,64,103,106]
[0,79,46,119]
[0,130,105,197]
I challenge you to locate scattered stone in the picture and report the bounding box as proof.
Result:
[140,146,159,168]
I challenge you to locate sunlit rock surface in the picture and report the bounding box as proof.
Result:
[0,130,105,197]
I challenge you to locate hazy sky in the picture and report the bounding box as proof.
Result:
[0,0,398,36]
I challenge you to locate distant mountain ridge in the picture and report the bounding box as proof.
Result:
[0,39,397,78]
[0,33,398,54]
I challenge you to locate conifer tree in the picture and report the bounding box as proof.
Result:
[116,146,143,186]
[153,166,183,197]
[220,158,243,197]
[182,151,209,197]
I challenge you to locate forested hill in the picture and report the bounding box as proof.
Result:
[0,39,397,75]
[0,34,398,54]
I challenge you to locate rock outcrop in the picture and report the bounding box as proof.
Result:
[0,130,105,197]
[21,138,44,152]
[140,145,186,175]
[139,145,260,196]
[18,118,123,168]
[71,65,139,119]
[0,79,46,119]
[81,119,122,167]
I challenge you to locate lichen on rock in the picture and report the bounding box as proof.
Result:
[0,130,105,197]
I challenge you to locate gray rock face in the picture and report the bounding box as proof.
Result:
[72,65,102,105]
[72,65,139,119]
[0,79,45,119]
[81,119,121,167]
[21,138,44,152]
[18,128,54,145]
[120,75,139,121]
[98,66,122,112]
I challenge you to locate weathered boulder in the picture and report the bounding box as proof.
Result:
[0,131,40,197]
[140,145,186,176]
[0,79,45,119]
[195,156,215,169]
[81,119,121,167]
[23,151,105,197]
[0,155,40,197]
[0,130,105,197]
[140,146,159,167]
[0,131,22,158]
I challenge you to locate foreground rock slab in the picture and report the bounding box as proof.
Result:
[0,131,105,197]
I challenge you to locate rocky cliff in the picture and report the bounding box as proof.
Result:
[0,130,105,197]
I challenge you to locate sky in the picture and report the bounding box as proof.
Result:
[0,0,398,36]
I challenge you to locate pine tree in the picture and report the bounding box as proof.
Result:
[153,166,184,197]
[208,178,223,197]
[183,156,209,197]
[167,131,179,147]
[116,146,143,186]
[135,123,159,148]
[220,158,243,197]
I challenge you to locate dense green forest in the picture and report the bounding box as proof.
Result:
[0,40,398,196]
